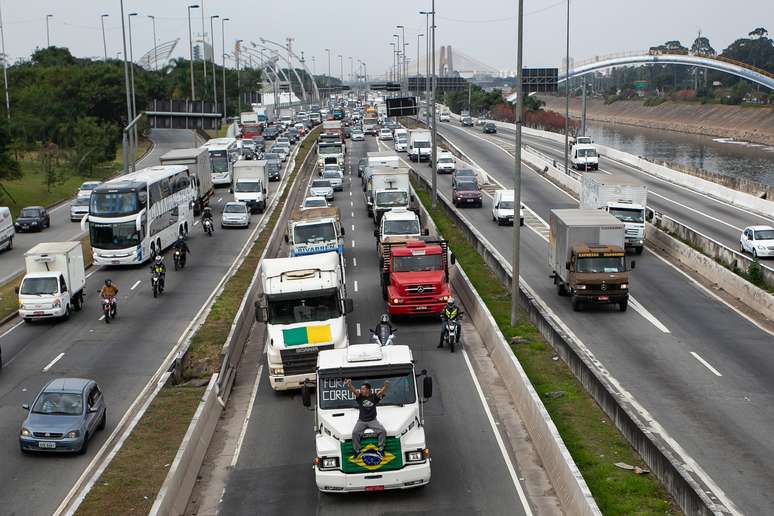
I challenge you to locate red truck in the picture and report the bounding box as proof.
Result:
[380,239,454,317]
[241,123,261,139]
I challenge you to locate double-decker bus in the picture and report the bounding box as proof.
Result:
[82,165,196,266]
[202,137,238,186]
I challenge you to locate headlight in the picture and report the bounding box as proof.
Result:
[31,221,38,225]
[270,367,284,376]
[620,283,628,290]
[52,299,61,308]
[757,245,766,250]
[575,285,587,290]
[392,298,401,304]
[66,430,80,439]
[320,457,339,470]
[406,450,424,463]
[20,427,31,437]
[18,303,25,310]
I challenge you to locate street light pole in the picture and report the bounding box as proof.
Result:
[100,14,109,61]
[210,15,219,106]
[128,12,138,155]
[393,34,400,84]
[200,0,207,87]
[420,11,430,127]
[324,48,331,87]
[563,0,570,174]
[0,1,10,119]
[416,33,424,95]
[389,42,396,82]
[187,4,199,100]
[430,3,437,208]
[338,54,343,83]
[236,39,243,115]
[148,15,158,71]
[348,56,353,83]
[512,0,524,326]
[221,17,229,121]
[397,25,406,92]
[45,14,53,47]
[119,0,132,172]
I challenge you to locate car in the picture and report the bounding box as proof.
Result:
[322,167,344,191]
[439,112,451,122]
[476,118,487,127]
[492,189,524,226]
[309,179,334,201]
[740,225,774,258]
[70,196,90,221]
[77,181,101,198]
[266,160,282,182]
[221,201,250,228]
[351,129,365,142]
[293,123,306,136]
[452,167,478,187]
[15,206,50,232]
[285,129,299,143]
[483,122,497,134]
[251,136,266,153]
[452,179,482,207]
[271,144,289,161]
[461,116,474,127]
[19,378,106,454]
[276,136,291,147]
[302,196,329,209]
[436,152,456,174]
[357,157,368,177]
[343,127,353,139]
[378,128,394,141]
[262,126,280,140]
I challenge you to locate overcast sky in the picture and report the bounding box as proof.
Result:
[1,0,767,77]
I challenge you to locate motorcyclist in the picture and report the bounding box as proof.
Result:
[173,236,190,266]
[150,255,166,289]
[438,298,461,348]
[373,314,394,345]
[99,279,119,312]
[201,206,214,233]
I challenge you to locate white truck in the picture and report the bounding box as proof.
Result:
[255,252,353,391]
[286,207,344,257]
[18,242,86,322]
[408,130,432,162]
[393,128,409,152]
[374,208,427,263]
[580,173,647,254]
[159,147,214,215]
[370,167,411,224]
[231,160,268,213]
[571,143,599,170]
[302,343,434,492]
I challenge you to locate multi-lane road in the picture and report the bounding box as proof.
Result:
[418,120,774,514]
[0,128,292,516]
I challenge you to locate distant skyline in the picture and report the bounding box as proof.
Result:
[0,0,767,77]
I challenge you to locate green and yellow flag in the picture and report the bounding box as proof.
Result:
[282,324,332,346]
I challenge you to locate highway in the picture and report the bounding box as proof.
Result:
[397,124,774,514]
[0,129,292,516]
[218,136,535,515]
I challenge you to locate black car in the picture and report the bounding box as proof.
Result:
[452,168,478,187]
[266,160,282,181]
[251,136,265,153]
[286,129,299,143]
[343,127,353,139]
[263,126,280,140]
[15,206,50,232]
[483,122,497,134]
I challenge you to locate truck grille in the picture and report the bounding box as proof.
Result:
[625,228,640,236]
[406,284,436,294]
[280,344,334,376]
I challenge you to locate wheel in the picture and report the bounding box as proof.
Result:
[153,285,158,298]
[78,434,89,455]
[23,318,31,324]
[449,334,455,353]
[98,410,106,431]
[740,242,745,253]
[62,305,70,321]
[619,299,629,312]
[150,242,156,258]
[556,281,567,296]
[7,237,12,250]
[753,249,758,258]
[571,295,582,312]
[73,294,82,312]
[635,246,643,255]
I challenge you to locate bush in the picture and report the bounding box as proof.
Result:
[643,97,666,107]
[747,258,764,286]
[604,95,619,105]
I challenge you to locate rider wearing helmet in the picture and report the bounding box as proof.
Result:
[438,298,461,348]
[173,235,190,255]
[374,313,393,344]
[202,206,213,223]
[99,279,119,299]
[150,255,167,288]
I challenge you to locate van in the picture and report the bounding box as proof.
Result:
[0,207,14,251]
[492,190,524,226]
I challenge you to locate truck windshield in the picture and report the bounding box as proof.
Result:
[90,191,139,216]
[20,277,58,295]
[318,371,416,409]
[393,254,442,272]
[267,290,340,324]
[234,181,262,193]
[414,141,430,148]
[383,219,420,235]
[209,151,229,173]
[319,145,342,155]
[294,222,337,243]
[576,256,625,273]
[89,221,141,250]
[577,148,597,158]
[608,207,644,223]
[376,191,408,207]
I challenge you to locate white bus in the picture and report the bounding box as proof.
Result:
[202,137,238,186]
[82,165,196,266]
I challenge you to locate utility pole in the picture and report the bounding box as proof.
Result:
[581,77,587,136]
[221,17,229,122]
[45,14,53,47]
[201,0,207,87]
[430,2,437,208]
[128,12,138,157]
[417,33,424,94]
[468,82,471,112]
[148,15,158,71]
[188,4,199,100]
[119,0,132,171]
[563,0,570,174]
[100,14,109,61]
[236,39,243,115]
[512,0,524,325]
[0,1,10,119]
[210,15,219,105]
[420,11,430,128]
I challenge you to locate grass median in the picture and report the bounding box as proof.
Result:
[412,178,679,515]
[75,127,320,516]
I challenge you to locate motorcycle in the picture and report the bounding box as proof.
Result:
[102,297,117,323]
[370,325,396,347]
[173,249,186,270]
[442,313,463,353]
[151,271,165,298]
[203,218,213,236]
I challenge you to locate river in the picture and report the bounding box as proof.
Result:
[582,120,774,185]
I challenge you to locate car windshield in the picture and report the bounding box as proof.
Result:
[392,254,443,272]
[80,183,99,191]
[32,392,83,415]
[383,219,420,235]
[294,222,337,243]
[90,191,139,216]
[73,197,90,207]
[438,157,453,164]
[20,277,58,295]
[312,180,331,188]
[319,145,342,155]
[266,290,341,324]
[576,256,626,273]
[304,199,327,208]
[323,171,341,180]
[608,207,644,223]
[456,169,475,178]
[263,153,280,161]
[224,204,246,213]
[497,200,514,209]
[318,370,416,409]
[456,182,478,192]
[577,148,597,158]
[754,229,774,240]
[376,191,408,206]
[358,159,368,167]
[20,208,41,217]
[234,181,262,193]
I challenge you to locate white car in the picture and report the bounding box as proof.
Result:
[436,152,456,173]
[740,225,774,258]
[69,196,90,222]
[322,168,344,191]
[309,179,334,201]
[302,196,329,209]
[271,144,290,161]
[351,129,365,141]
[221,202,250,228]
[439,112,450,122]
[491,189,524,226]
[378,128,393,141]
[77,181,101,198]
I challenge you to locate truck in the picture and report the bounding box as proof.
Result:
[318,135,345,169]
[393,128,409,152]
[240,111,261,139]
[571,143,599,170]
[380,239,453,317]
[363,166,406,218]
[302,343,433,492]
[286,207,344,257]
[18,242,86,322]
[231,159,269,213]
[159,147,214,215]
[322,120,345,144]
[366,151,400,170]
[255,252,353,390]
[370,167,411,224]
[363,113,379,136]
[580,173,647,254]
[548,209,634,312]
[408,130,432,162]
[374,208,426,263]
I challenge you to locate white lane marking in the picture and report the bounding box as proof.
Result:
[99,315,105,321]
[217,197,223,203]
[356,323,361,337]
[354,280,359,292]
[648,191,744,232]
[194,220,200,226]
[690,352,723,377]
[351,224,355,231]
[461,349,534,516]
[628,298,670,333]
[130,280,141,290]
[42,352,65,372]
[351,239,356,248]
[351,211,355,217]
[0,320,24,342]
[232,365,263,467]
[349,191,352,197]
[350,201,354,207]
[353,257,357,267]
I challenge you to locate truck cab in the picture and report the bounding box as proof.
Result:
[286,207,344,257]
[18,241,86,322]
[571,143,599,170]
[375,208,426,262]
[231,160,268,213]
[303,343,433,492]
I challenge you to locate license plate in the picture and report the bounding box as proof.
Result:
[38,441,56,449]
[415,306,428,311]
[33,311,45,315]
[112,260,120,265]
[365,486,384,491]
[466,199,474,203]
[598,296,609,301]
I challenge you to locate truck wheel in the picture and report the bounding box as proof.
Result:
[7,237,12,250]
[635,246,643,255]
[62,305,70,321]
[619,300,628,312]
[556,282,567,296]
[381,284,388,300]
[73,294,82,311]
[571,296,582,312]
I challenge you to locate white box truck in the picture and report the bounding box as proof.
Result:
[159,147,214,215]
[370,167,411,224]
[364,167,409,219]
[18,242,86,322]
[231,160,269,213]
[286,207,344,257]
[408,130,432,162]
[255,252,353,391]
[0,207,14,251]
[580,173,647,254]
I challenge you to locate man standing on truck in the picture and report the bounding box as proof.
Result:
[345,378,391,459]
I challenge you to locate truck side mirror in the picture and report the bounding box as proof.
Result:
[373,229,379,238]
[263,188,267,195]
[344,298,354,314]
[254,302,267,322]
[423,376,433,399]
[630,261,636,270]
[565,261,571,271]
[302,383,312,407]
[284,234,289,243]
[450,253,456,266]
[229,188,234,194]
[14,286,18,294]
[422,228,429,236]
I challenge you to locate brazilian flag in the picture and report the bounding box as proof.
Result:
[340,437,404,473]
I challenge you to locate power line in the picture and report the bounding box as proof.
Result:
[437,0,568,24]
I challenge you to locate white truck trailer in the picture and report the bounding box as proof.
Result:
[580,173,647,254]
[231,160,269,213]
[18,242,86,322]
[370,167,411,224]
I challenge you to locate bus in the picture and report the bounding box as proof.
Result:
[202,137,238,186]
[82,165,196,266]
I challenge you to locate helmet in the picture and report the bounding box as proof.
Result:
[380,314,389,324]
[104,279,112,286]
[155,255,163,264]
[446,298,456,307]
[177,235,184,242]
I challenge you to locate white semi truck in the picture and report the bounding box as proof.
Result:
[159,147,214,215]
[286,207,344,257]
[580,173,647,254]
[18,242,86,322]
[255,252,353,391]
[231,160,268,213]
[302,343,434,492]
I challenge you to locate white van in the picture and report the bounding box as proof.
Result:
[0,207,14,251]
[491,190,524,226]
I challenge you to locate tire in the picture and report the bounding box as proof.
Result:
[62,305,70,321]
[73,294,82,312]
[619,299,629,312]
[78,434,89,455]
[635,246,643,255]
[571,295,582,312]
[98,410,106,431]
[448,333,455,353]
[556,281,567,296]
[7,237,12,250]
[153,284,158,298]
[23,318,31,324]
[753,249,758,258]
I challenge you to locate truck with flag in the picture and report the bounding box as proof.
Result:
[255,252,353,391]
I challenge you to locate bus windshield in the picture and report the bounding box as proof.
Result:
[266,290,341,324]
[209,150,229,173]
[89,221,141,250]
[318,370,416,409]
[90,191,140,216]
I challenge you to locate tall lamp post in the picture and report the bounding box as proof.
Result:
[563,0,570,174]
[147,15,158,71]
[430,4,437,208]
[324,48,331,88]
[512,0,525,325]
[209,15,219,105]
[392,34,400,83]
[187,4,199,100]
[128,12,138,153]
[221,17,229,121]
[100,14,109,61]
[236,39,243,115]
[348,56,353,83]
[45,14,53,47]
[420,11,431,126]
[338,54,343,83]
[396,25,406,91]
[119,0,132,171]
[389,42,396,82]
[0,1,9,119]
[416,33,424,95]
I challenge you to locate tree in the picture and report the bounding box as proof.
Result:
[691,36,716,56]
[0,118,20,180]
[70,117,120,175]
[749,27,768,39]
[40,142,62,192]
